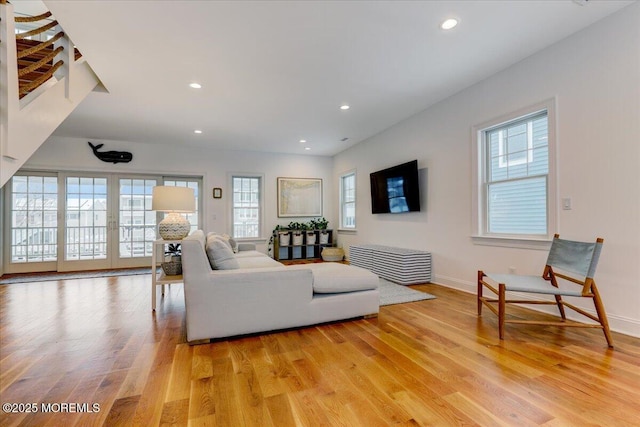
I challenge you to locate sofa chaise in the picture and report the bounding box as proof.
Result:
[181,230,380,343]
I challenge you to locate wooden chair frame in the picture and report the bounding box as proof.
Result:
[477,234,613,348]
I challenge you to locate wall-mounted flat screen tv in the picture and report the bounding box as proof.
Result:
[370,160,420,214]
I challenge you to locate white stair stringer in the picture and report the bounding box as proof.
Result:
[0,0,103,188]
[1,60,101,188]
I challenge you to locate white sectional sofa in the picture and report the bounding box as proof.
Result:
[181,230,379,343]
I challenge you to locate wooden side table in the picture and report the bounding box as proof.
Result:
[151,238,183,311]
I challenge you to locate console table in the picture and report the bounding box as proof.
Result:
[348,244,432,285]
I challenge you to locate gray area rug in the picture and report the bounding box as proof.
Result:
[0,268,152,284]
[2,270,437,308]
[378,278,436,306]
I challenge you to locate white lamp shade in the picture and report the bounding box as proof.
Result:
[152,186,195,213]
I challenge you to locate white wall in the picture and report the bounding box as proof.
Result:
[333,3,640,337]
[23,136,335,254]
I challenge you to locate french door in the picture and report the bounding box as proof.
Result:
[5,172,160,273]
[57,174,159,271]
[5,172,201,273]
[5,173,59,273]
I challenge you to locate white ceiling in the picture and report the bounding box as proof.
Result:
[28,0,634,156]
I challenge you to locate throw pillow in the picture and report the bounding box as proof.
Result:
[208,232,234,250]
[205,235,240,270]
[222,233,239,253]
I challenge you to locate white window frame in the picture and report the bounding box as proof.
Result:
[229,173,264,241]
[496,121,535,168]
[339,170,357,231]
[471,98,557,249]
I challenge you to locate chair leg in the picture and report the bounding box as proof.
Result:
[498,282,506,340]
[477,270,484,316]
[592,285,614,348]
[554,295,567,320]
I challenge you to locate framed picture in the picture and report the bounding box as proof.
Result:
[213,187,222,199]
[277,177,322,217]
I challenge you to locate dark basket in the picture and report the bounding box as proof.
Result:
[161,261,182,276]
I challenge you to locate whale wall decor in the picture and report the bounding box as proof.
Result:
[88,142,133,164]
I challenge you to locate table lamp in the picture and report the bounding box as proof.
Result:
[152,186,195,239]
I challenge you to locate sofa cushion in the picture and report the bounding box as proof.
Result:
[206,232,234,251]
[222,234,239,253]
[205,235,240,270]
[288,263,378,293]
[235,250,269,259]
[237,256,284,269]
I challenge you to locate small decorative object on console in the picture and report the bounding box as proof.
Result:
[161,244,182,275]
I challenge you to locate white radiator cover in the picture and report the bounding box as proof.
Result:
[349,244,432,285]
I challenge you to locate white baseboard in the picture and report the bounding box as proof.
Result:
[433,274,640,339]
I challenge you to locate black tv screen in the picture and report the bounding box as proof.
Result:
[370,160,420,214]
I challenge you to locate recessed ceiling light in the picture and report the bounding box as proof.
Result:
[340,105,350,110]
[441,18,458,30]
[305,147,311,151]
[299,139,307,143]
[189,82,202,89]
[194,129,202,134]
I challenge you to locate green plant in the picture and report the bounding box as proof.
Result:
[310,217,329,230]
[288,221,308,231]
[268,225,281,245]
[268,224,286,256]
[164,243,181,257]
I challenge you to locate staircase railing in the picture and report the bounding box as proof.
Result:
[1,0,102,188]
[14,9,82,98]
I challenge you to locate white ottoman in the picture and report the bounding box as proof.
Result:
[288,262,379,293]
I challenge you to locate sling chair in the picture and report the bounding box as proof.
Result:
[477,234,613,348]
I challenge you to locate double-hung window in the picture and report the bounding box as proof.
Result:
[473,100,556,244]
[339,171,356,229]
[231,175,263,239]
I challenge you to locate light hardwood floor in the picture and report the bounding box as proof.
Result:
[1,274,639,426]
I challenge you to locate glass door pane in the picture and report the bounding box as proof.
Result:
[64,176,108,261]
[117,178,156,263]
[5,174,58,273]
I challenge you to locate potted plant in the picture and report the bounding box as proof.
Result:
[268,225,291,257]
[315,217,330,244]
[161,243,182,276]
[309,217,328,230]
[288,221,306,245]
[305,223,317,245]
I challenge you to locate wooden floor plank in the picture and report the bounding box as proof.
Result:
[159,398,189,427]
[103,395,141,427]
[164,343,193,402]
[1,275,639,426]
[264,393,296,427]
